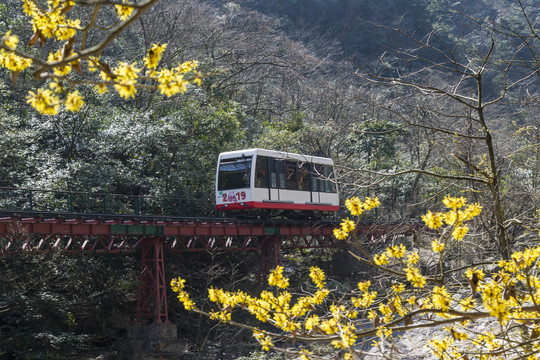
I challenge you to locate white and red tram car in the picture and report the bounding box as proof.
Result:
[216,149,339,217]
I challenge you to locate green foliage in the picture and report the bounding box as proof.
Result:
[0,254,138,359]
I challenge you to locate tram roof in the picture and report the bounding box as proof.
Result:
[218,149,334,165]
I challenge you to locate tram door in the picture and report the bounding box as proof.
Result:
[268,157,280,201]
[255,156,279,201]
[310,163,321,204]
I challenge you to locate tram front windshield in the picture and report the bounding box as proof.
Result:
[218,156,252,190]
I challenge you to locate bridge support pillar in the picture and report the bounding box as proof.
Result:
[259,236,281,281]
[136,237,169,324]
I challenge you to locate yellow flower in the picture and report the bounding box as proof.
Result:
[333,227,348,240]
[429,336,455,357]
[114,61,140,81]
[114,83,137,99]
[320,318,338,334]
[340,218,355,233]
[65,90,84,112]
[431,240,445,253]
[386,244,407,258]
[48,50,72,76]
[304,315,320,330]
[405,266,426,288]
[444,210,458,226]
[87,56,100,72]
[373,253,389,266]
[452,225,469,241]
[376,326,392,339]
[171,277,196,310]
[364,196,381,210]
[49,81,65,93]
[299,349,312,360]
[459,297,476,310]
[3,31,18,50]
[462,203,482,220]
[144,43,167,69]
[465,267,484,281]
[22,0,38,15]
[421,210,444,229]
[157,70,188,97]
[357,280,371,292]
[432,286,451,311]
[26,88,60,115]
[175,60,199,73]
[0,49,33,72]
[345,196,363,215]
[352,291,376,308]
[442,195,466,209]
[267,266,289,289]
[312,288,329,304]
[94,84,108,94]
[309,266,326,289]
[407,251,420,265]
[55,18,80,40]
[170,277,186,291]
[115,0,134,21]
[253,332,273,351]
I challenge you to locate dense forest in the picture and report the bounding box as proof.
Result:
[0,0,539,358]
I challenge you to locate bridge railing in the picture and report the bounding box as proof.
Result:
[0,187,215,217]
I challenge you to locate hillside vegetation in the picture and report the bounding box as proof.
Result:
[0,0,539,358]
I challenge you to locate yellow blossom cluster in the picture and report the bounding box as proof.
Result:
[422,245,540,359]
[333,196,380,239]
[170,277,195,310]
[172,195,540,360]
[170,265,369,358]
[115,0,134,21]
[351,280,377,308]
[0,0,201,115]
[144,43,168,70]
[422,195,482,241]
[21,0,80,41]
[0,31,33,72]
[345,195,381,216]
[173,245,540,359]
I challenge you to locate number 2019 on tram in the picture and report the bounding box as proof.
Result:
[216,149,339,218]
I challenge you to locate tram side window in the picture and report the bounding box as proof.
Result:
[284,161,298,190]
[325,166,337,193]
[217,156,252,190]
[312,164,337,193]
[298,163,310,191]
[255,156,269,188]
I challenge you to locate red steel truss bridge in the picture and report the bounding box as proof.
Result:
[0,187,419,324]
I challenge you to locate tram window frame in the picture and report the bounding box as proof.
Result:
[217,156,253,191]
